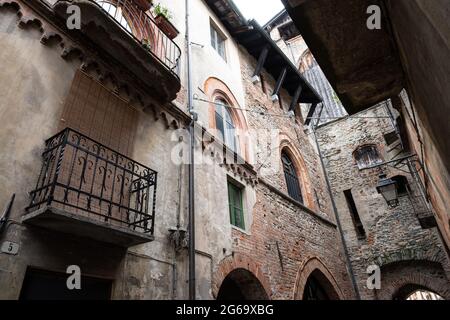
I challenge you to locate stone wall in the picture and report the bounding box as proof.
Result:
[386,0,450,249]
[316,104,450,299]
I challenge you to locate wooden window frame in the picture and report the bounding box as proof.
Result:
[227,180,245,230]
[281,151,303,204]
[210,22,227,61]
[214,98,239,153]
[354,145,383,169]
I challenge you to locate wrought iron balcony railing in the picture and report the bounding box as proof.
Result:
[27,128,157,236]
[92,0,181,76]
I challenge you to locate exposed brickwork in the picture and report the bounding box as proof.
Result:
[208,48,356,300]
[294,257,344,300]
[316,104,450,299]
[228,182,352,299]
[377,261,450,300]
[212,253,271,299]
[238,48,334,219]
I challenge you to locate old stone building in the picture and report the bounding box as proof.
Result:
[263,6,450,299]
[316,102,450,299]
[263,10,347,125]
[0,0,355,300]
[282,0,450,252]
[0,0,448,300]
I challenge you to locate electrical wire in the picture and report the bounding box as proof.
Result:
[193,95,295,119]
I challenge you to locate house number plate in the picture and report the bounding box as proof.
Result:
[1,241,19,255]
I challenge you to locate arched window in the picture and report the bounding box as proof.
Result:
[215,98,239,153]
[354,145,383,169]
[96,1,132,33]
[298,49,317,73]
[281,151,303,203]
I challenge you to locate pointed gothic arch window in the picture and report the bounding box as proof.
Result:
[282,151,303,203]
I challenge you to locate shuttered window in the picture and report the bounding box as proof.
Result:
[354,145,382,169]
[228,181,245,230]
[60,70,138,156]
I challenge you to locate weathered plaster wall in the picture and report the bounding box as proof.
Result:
[0,3,188,300]
[158,0,247,128]
[1,0,354,301]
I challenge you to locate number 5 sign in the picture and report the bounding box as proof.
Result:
[1,241,19,255]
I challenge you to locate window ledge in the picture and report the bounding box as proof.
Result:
[231,225,251,236]
[259,178,337,228]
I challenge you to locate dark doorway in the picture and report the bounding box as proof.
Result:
[217,268,269,300]
[303,274,330,300]
[302,269,340,300]
[19,268,112,300]
[394,284,444,300]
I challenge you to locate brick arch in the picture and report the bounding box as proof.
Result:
[279,136,316,210]
[374,247,450,276]
[376,260,450,300]
[212,253,271,299]
[204,77,250,161]
[293,257,344,300]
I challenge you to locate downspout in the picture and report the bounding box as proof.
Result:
[0,194,15,236]
[185,0,196,300]
[312,125,361,300]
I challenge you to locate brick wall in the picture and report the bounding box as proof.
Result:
[211,47,355,300]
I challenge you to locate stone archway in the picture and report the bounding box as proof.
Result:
[394,285,444,300]
[217,268,269,300]
[376,260,450,300]
[294,257,344,300]
[212,253,271,299]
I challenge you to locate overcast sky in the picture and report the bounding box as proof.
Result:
[233,0,284,25]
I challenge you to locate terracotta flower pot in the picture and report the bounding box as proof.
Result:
[155,14,179,40]
[133,0,152,12]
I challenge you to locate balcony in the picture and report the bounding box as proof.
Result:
[23,128,157,247]
[52,0,182,103]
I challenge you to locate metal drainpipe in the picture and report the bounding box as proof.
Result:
[185,0,196,300]
[312,125,361,300]
[0,194,15,236]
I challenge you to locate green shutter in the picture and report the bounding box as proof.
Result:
[228,182,245,230]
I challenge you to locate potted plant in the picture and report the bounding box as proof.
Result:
[153,3,179,40]
[134,0,152,12]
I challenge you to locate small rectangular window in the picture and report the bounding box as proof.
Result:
[344,190,366,239]
[210,23,227,61]
[228,181,245,230]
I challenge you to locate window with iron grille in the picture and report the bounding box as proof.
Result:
[281,152,303,203]
[210,23,227,61]
[228,180,245,230]
[215,98,239,153]
[354,145,383,169]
